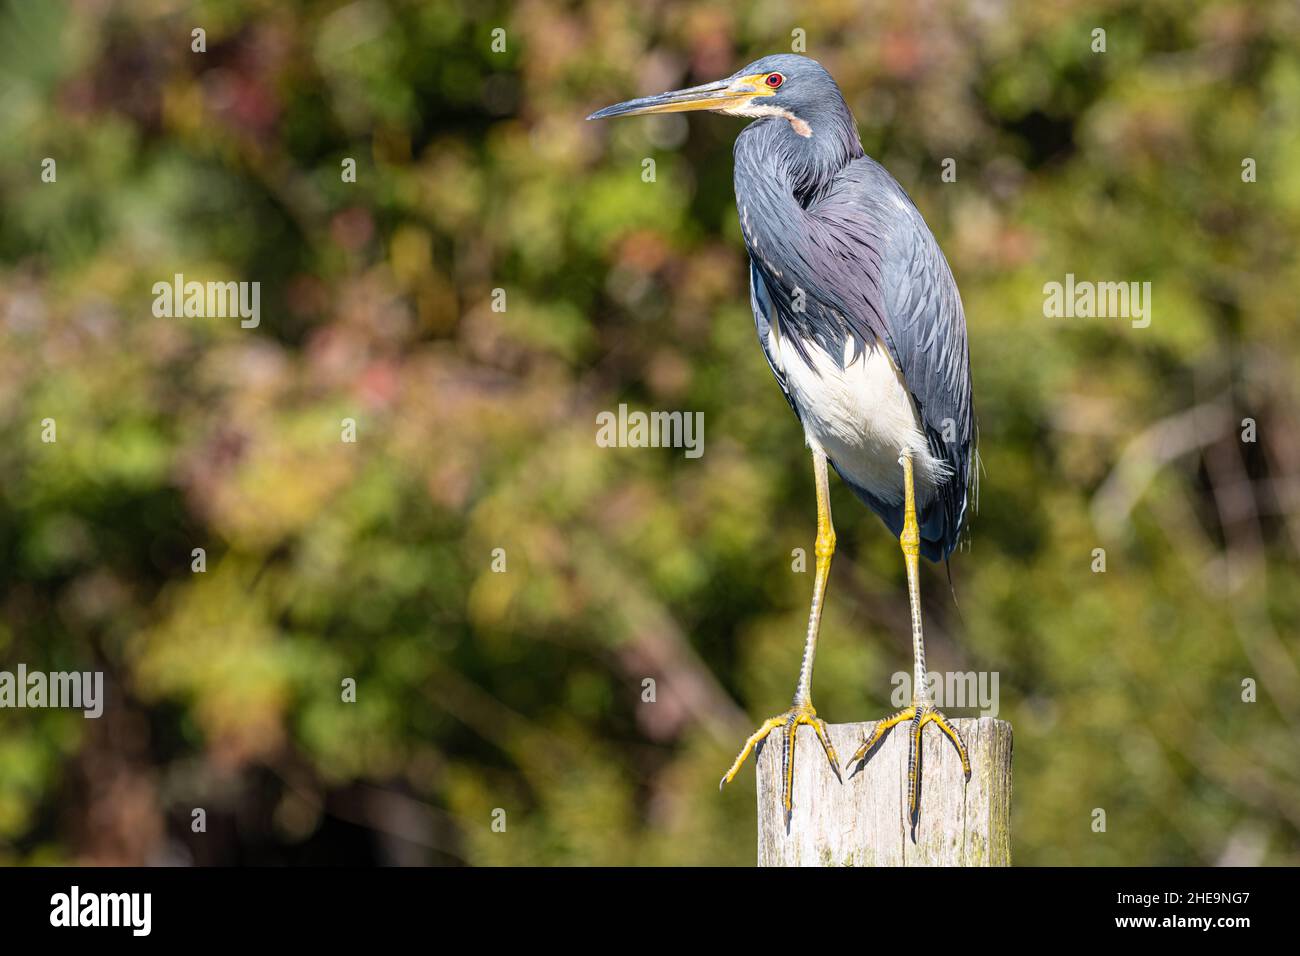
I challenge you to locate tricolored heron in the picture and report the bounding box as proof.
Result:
[589,54,976,827]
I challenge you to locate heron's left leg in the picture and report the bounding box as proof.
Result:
[719,449,841,813]
[845,448,970,831]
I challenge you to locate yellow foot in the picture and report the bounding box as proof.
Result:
[844,702,971,828]
[719,701,841,813]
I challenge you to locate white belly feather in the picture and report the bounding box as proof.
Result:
[771,328,949,506]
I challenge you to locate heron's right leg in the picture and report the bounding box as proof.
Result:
[719,449,841,814]
[844,449,970,834]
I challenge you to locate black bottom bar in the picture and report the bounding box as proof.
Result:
[0,865,1283,942]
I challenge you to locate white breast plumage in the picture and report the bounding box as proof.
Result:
[773,324,950,505]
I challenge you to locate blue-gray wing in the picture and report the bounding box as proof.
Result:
[876,177,975,559]
[748,258,798,415]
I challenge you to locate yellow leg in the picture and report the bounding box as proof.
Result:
[720,450,841,813]
[844,450,970,831]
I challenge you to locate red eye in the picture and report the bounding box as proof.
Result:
[765,72,784,89]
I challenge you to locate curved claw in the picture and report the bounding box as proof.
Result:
[925,709,972,781]
[811,718,842,782]
[906,709,925,822]
[719,716,785,790]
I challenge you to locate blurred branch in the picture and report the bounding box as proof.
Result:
[325,783,468,865]
[1090,398,1233,539]
[1202,410,1300,725]
[572,529,751,744]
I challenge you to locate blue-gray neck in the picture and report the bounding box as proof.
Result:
[732,103,880,366]
[734,101,863,208]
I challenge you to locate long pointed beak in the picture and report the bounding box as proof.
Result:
[587,75,765,120]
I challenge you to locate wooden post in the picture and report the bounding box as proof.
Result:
[757,717,1012,866]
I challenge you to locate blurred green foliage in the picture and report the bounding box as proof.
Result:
[1,0,1298,865]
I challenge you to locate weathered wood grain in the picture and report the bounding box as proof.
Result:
[756,717,1012,866]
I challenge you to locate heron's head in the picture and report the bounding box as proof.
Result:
[587,54,848,140]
